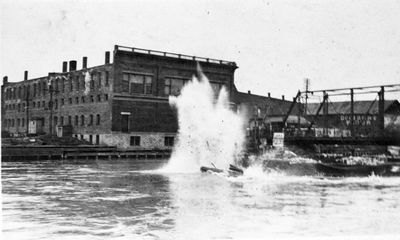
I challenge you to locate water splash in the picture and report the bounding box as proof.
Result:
[162,67,245,173]
[83,71,91,95]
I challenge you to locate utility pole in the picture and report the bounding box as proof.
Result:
[304,78,310,115]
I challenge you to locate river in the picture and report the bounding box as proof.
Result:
[2,159,400,240]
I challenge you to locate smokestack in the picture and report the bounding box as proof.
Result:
[3,76,8,84]
[69,60,77,71]
[82,57,87,69]
[248,90,251,94]
[282,95,285,100]
[24,71,28,81]
[268,92,271,98]
[105,51,110,64]
[62,62,68,73]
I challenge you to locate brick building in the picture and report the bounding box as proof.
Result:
[2,45,237,149]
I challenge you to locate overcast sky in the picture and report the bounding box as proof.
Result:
[1,0,399,101]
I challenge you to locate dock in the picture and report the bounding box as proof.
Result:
[1,145,171,161]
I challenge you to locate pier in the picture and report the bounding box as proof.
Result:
[1,145,171,161]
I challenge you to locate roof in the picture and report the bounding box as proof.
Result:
[264,116,310,125]
[233,90,301,116]
[306,100,400,115]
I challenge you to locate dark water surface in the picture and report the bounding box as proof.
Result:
[2,159,400,239]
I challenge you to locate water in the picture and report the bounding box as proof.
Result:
[2,159,400,239]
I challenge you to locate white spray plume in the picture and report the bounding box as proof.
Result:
[84,71,91,95]
[162,66,245,173]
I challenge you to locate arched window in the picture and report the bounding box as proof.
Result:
[81,115,85,126]
[96,114,100,125]
[89,114,93,125]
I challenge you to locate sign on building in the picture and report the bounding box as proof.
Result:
[273,132,284,148]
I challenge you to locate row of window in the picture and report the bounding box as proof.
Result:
[122,73,224,97]
[129,136,174,147]
[4,114,102,128]
[73,134,101,145]
[68,135,174,147]
[3,71,110,100]
[5,94,109,112]
[56,114,101,126]
[4,118,25,128]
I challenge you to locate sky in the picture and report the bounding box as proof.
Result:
[1,0,400,101]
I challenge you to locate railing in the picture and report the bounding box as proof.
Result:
[115,45,237,66]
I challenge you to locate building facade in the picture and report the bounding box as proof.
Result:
[2,45,237,149]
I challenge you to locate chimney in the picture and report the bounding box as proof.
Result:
[248,90,251,94]
[105,51,110,64]
[282,95,285,100]
[69,60,77,71]
[24,71,28,81]
[268,92,271,98]
[3,76,8,84]
[62,61,68,73]
[82,57,87,69]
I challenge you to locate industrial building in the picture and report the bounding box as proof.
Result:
[1,45,237,149]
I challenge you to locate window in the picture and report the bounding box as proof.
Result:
[80,134,84,140]
[105,94,108,101]
[38,101,41,108]
[164,77,188,96]
[61,79,65,93]
[70,78,73,91]
[17,119,20,127]
[121,114,129,132]
[42,101,45,108]
[61,98,64,106]
[75,115,79,125]
[18,104,21,112]
[90,73,95,89]
[75,76,80,91]
[22,118,25,127]
[130,136,140,146]
[33,84,37,97]
[105,71,109,86]
[89,114,93,125]
[54,116,58,126]
[81,96,85,103]
[69,98,72,104]
[75,97,79,104]
[96,135,100,145]
[89,135,93,144]
[122,73,153,95]
[32,102,36,108]
[81,115,85,126]
[98,72,102,86]
[97,94,101,102]
[96,114,100,125]
[54,99,58,109]
[60,116,64,126]
[164,136,174,146]
[90,95,94,103]
[68,116,72,125]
